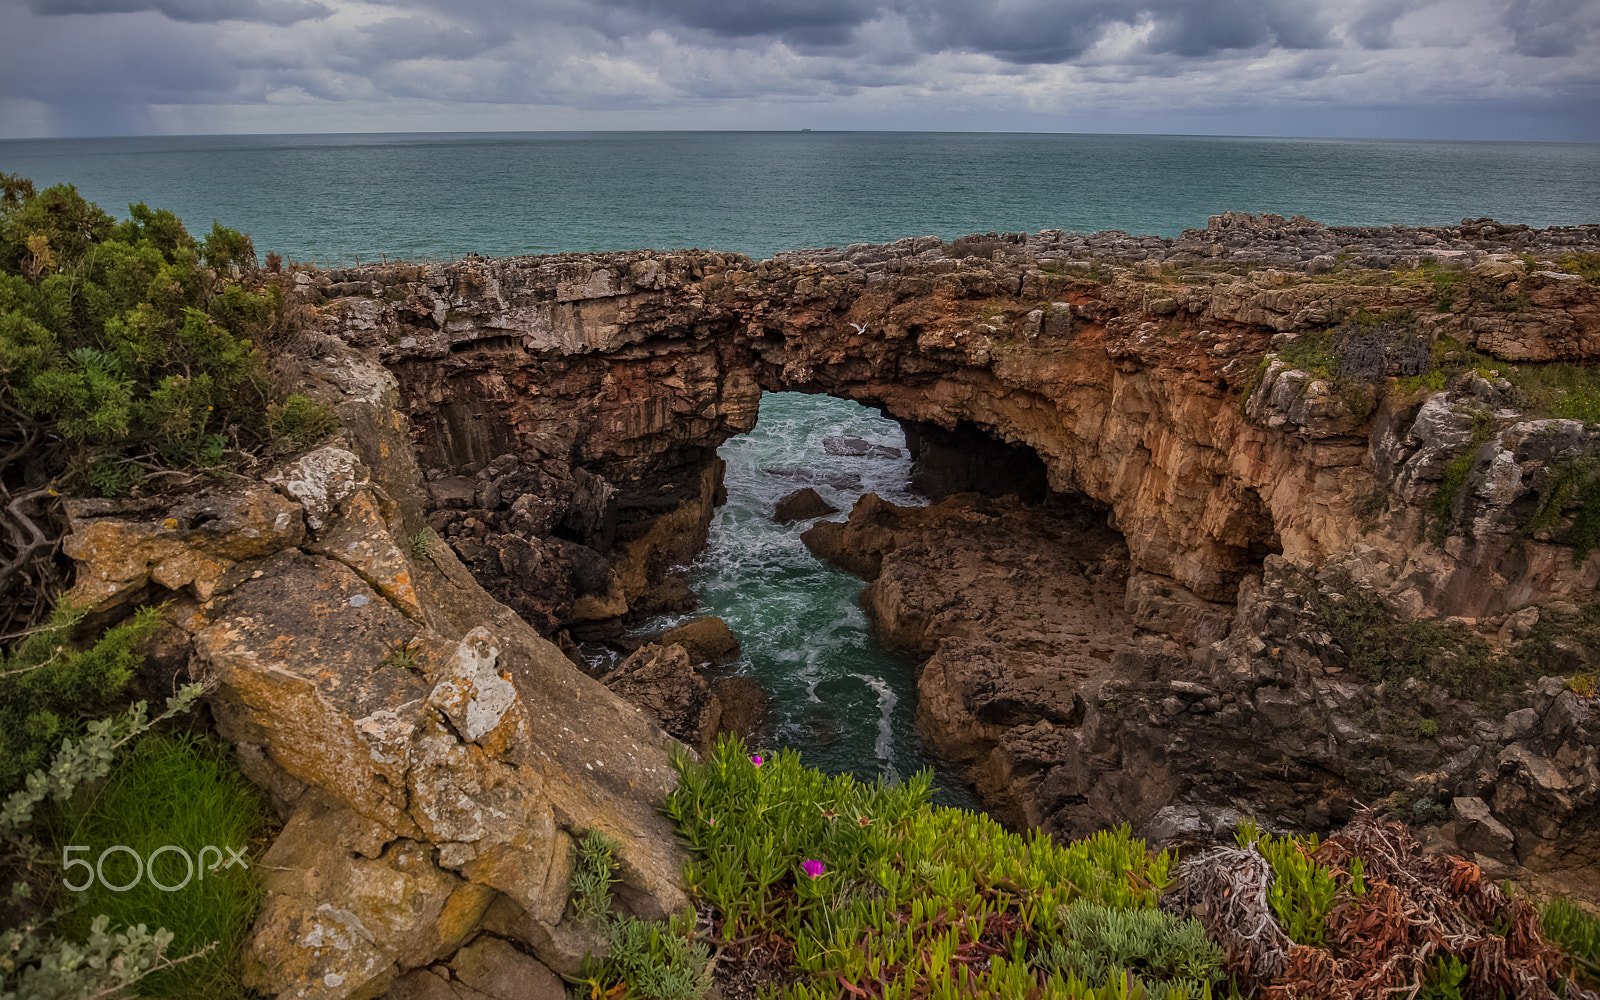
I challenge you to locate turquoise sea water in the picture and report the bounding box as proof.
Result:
[1,132,1597,263]
[4,131,1596,801]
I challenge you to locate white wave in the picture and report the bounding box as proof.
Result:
[851,673,899,761]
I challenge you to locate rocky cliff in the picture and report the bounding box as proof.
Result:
[288,213,1600,900]
[56,214,1600,998]
[61,343,694,1000]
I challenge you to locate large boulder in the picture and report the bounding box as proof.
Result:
[601,643,720,756]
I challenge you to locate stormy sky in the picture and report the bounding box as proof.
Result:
[0,0,1597,138]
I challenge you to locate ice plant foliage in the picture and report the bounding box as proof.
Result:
[664,737,1210,999]
[657,737,1598,1000]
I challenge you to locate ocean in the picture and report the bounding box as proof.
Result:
[4,130,1596,803]
[2,131,1597,263]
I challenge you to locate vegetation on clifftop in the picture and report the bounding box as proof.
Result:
[567,737,1597,1000]
[0,173,335,634]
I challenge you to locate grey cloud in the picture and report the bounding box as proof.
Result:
[1348,5,1407,48]
[1502,0,1595,56]
[28,0,329,25]
[360,16,500,61]
[1144,0,1330,55]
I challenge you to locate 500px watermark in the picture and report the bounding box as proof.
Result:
[61,845,250,892]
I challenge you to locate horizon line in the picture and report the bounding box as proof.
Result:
[3,127,1598,146]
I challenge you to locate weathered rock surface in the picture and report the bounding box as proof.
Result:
[59,346,693,1000]
[309,219,1600,630]
[817,490,1598,895]
[600,643,720,756]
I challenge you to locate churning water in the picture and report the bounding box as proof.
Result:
[643,392,981,808]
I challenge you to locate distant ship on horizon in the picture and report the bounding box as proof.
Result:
[801,128,813,132]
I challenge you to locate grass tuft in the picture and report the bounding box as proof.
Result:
[49,732,267,999]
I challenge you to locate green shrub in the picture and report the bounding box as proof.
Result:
[568,829,713,1000]
[1557,253,1600,285]
[1523,455,1600,565]
[1234,819,1347,947]
[1419,954,1470,1000]
[2,648,211,1000]
[408,529,433,561]
[0,177,312,494]
[0,602,163,797]
[265,392,338,450]
[49,732,266,999]
[1297,571,1511,701]
[1034,902,1225,999]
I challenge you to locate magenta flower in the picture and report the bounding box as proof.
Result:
[750,754,764,767]
[801,860,826,879]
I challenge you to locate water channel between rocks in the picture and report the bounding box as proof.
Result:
[643,392,985,811]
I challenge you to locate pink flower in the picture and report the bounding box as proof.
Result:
[801,860,826,879]
[707,818,715,826]
[750,754,764,767]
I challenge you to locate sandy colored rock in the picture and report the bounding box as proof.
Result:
[61,346,696,1000]
[449,936,565,1000]
[658,616,742,665]
[61,483,305,608]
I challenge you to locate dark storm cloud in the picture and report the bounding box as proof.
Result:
[1142,0,1330,56]
[1502,0,1596,57]
[605,0,876,46]
[2,0,1598,139]
[29,0,328,25]
[605,0,1332,63]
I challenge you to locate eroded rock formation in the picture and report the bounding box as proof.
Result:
[286,216,1599,900]
[55,215,1600,999]
[61,346,690,1000]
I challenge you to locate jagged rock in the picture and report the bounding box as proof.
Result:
[61,484,305,608]
[822,434,900,458]
[243,791,483,1000]
[658,616,742,665]
[773,487,838,523]
[60,346,694,1000]
[710,676,769,742]
[602,643,719,755]
[1452,796,1516,860]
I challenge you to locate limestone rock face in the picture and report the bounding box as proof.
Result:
[62,483,305,608]
[306,225,1599,630]
[59,345,691,1000]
